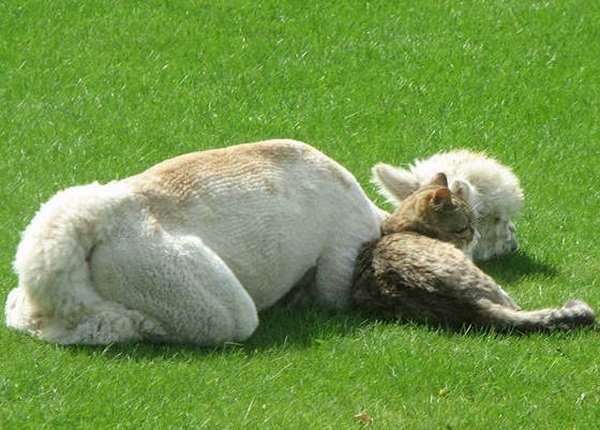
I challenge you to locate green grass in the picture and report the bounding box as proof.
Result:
[1,0,599,428]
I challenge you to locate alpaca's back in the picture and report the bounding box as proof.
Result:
[124,139,383,309]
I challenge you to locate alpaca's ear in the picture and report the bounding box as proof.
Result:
[450,179,470,199]
[426,172,448,188]
[371,163,419,205]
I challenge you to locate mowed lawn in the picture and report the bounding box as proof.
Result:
[1,0,599,428]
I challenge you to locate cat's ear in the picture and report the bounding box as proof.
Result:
[426,172,449,188]
[432,187,452,206]
[371,163,419,205]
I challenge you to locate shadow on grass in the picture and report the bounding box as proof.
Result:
[68,303,368,360]
[477,250,558,284]
[359,312,599,339]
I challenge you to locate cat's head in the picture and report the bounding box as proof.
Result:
[381,172,478,254]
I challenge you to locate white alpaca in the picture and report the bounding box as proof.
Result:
[6,139,384,346]
[372,149,524,261]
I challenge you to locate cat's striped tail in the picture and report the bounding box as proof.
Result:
[485,299,595,332]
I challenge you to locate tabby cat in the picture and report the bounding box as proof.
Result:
[352,173,595,332]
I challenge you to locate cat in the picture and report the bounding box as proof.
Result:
[5,139,385,345]
[352,172,595,332]
[372,149,524,261]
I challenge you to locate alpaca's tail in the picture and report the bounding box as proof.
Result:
[483,299,596,332]
[5,182,146,344]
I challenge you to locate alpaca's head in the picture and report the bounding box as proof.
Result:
[449,179,519,261]
[472,216,518,261]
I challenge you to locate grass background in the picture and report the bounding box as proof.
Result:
[1,0,599,428]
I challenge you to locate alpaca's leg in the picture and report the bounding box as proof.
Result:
[313,247,359,311]
[91,232,259,345]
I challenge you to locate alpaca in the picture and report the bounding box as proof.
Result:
[6,139,384,345]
